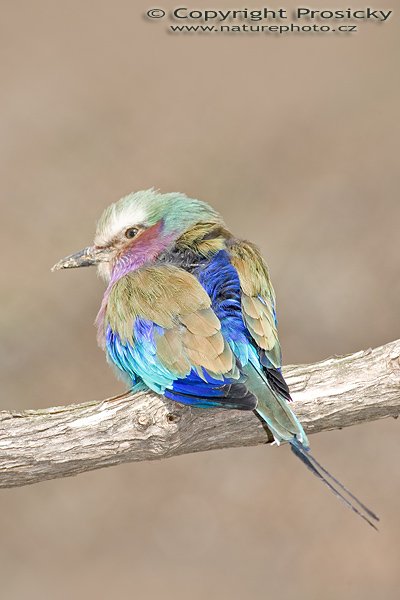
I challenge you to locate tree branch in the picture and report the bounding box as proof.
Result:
[0,340,399,488]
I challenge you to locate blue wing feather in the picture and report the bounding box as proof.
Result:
[194,250,260,368]
[106,298,257,409]
[105,250,274,411]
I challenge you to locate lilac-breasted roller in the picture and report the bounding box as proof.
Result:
[53,189,378,528]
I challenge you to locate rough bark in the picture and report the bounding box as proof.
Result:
[0,339,399,489]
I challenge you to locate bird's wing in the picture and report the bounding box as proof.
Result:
[103,264,257,410]
[194,245,304,443]
[225,240,307,443]
[228,240,282,370]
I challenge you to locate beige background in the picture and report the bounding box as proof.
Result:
[1,1,399,598]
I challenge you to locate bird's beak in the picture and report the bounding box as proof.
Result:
[51,246,112,271]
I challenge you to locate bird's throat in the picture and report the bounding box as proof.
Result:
[110,222,174,284]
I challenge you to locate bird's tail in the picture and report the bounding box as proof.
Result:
[243,363,309,447]
[243,363,379,529]
[290,439,379,530]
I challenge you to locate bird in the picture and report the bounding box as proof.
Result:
[53,189,378,528]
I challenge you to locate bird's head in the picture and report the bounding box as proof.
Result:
[52,189,224,281]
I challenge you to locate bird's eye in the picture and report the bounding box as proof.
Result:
[125,227,139,239]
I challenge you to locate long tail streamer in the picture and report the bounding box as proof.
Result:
[290,439,380,530]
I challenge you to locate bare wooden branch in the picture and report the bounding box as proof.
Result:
[0,339,399,488]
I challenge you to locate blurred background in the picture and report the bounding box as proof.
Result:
[0,0,399,598]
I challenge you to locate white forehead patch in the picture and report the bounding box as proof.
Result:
[94,201,147,247]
